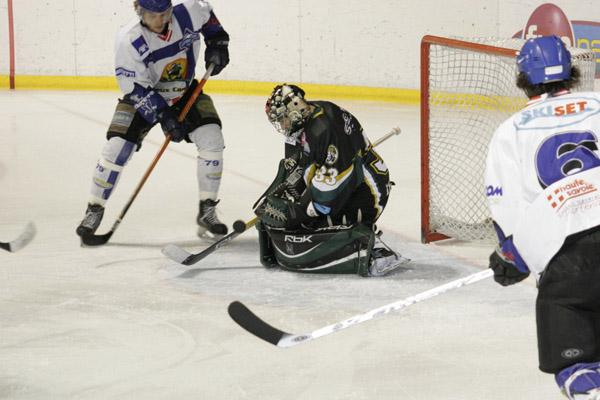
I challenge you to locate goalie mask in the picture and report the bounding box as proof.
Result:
[266,84,311,138]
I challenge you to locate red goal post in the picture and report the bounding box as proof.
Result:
[420,35,596,244]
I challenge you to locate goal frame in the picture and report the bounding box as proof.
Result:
[420,35,519,244]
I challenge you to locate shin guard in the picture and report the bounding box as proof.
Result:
[189,123,224,199]
[90,137,135,204]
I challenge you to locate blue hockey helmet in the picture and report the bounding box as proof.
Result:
[138,0,172,13]
[517,35,572,85]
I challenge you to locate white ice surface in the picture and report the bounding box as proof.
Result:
[0,90,558,399]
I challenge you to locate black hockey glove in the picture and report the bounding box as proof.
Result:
[158,108,186,143]
[489,249,530,287]
[204,33,229,76]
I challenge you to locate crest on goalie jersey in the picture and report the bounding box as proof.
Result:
[325,145,338,165]
[160,58,187,82]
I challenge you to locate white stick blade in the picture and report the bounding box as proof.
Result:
[8,222,36,252]
[161,244,192,264]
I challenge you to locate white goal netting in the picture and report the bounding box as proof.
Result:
[423,37,596,242]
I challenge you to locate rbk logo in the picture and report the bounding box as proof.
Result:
[284,235,313,243]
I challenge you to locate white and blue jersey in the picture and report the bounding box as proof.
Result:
[114,0,226,124]
[485,90,600,278]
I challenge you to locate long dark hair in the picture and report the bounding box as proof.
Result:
[516,66,581,98]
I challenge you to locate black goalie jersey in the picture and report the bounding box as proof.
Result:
[285,101,390,225]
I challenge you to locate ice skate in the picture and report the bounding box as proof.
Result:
[76,203,105,238]
[197,199,228,237]
[368,247,410,277]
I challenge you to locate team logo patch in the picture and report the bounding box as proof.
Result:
[161,58,187,82]
[179,28,200,51]
[132,36,150,56]
[325,145,338,165]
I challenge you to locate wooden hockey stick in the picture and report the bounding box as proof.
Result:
[80,64,215,246]
[0,222,36,252]
[229,269,493,347]
[161,127,402,265]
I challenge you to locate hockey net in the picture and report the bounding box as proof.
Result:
[421,35,597,243]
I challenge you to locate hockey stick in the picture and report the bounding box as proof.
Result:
[0,222,36,252]
[80,64,215,246]
[162,217,258,265]
[228,268,493,347]
[161,127,402,265]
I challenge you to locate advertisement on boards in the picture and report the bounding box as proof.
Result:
[512,3,600,78]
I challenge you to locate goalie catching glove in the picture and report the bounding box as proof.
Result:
[255,194,309,229]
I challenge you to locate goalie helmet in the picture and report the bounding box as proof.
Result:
[266,84,311,138]
[517,35,571,85]
[137,0,172,13]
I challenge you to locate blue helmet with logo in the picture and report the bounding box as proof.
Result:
[138,0,172,13]
[517,35,571,85]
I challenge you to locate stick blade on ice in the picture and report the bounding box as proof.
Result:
[161,244,193,265]
[228,301,290,346]
[0,222,36,252]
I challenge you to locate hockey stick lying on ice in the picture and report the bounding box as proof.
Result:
[228,269,493,347]
[0,222,36,252]
[80,64,215,247]
[161,127,402,265]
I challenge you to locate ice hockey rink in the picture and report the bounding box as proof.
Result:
[1,89,556,399]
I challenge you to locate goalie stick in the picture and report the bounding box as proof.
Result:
[0,222,36,252]
[161,127,402,266]
[80,65,215,247]
[228,269,493,347]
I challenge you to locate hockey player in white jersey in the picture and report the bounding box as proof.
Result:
[485,35,600,400]
[76,0,230,240]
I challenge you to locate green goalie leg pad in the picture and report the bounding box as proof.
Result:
[267,224,375,275]
[257,220,279,268]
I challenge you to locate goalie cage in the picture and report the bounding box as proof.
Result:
[420,35,597,243]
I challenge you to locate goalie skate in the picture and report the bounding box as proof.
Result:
[197,199,228,238]
[368,247,411,277]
